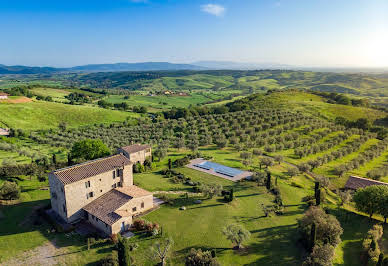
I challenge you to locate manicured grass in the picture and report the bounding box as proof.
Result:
[140,174,311,265]
[0,101,137,130]
[0,176,51,262]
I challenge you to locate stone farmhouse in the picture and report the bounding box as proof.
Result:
[49,144,153,236]
[344,175,388,190]
[0,92,9,99]
[117,144,151,164]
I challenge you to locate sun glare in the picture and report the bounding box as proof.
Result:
[362,30,388,67]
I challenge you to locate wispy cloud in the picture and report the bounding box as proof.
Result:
[201,4,226,17]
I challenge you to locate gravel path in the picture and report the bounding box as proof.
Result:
[3,241,59,266]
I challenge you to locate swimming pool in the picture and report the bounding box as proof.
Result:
[194,161,243,177]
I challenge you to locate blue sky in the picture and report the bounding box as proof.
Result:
[0,0,387,67]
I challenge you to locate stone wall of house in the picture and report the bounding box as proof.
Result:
[111,216,133,235]
[110,194,153,234]
[118,148,152,164]
[117,194,154,217]
[50,164,133,223]
[48,173,67,220]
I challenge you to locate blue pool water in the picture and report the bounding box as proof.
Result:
[194,161,243,177]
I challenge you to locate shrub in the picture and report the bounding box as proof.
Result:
[173,156,190,167]
[298,206,343,248]
[303,243,335,266]
[99,253,118,266]
[0,181,20,200]
[362,224,384,264]
[110,234,119,244]
[133,219,146,231]
[185,248,220,266]
[133,162,145,173]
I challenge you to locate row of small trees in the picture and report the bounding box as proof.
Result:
[35,109,322,153]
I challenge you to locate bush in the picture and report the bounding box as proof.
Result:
[303,243,335,266]
[362,224,384,264]
[133,219,146,231]
[185,248,220,266]
[173,156,190,167]
[110,234,119,244]
[0,181,20,200]
[99,253,118,266]
[298,206,343,248]
[133,162,145,173]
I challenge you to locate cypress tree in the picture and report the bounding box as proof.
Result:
[310,222,317,251]
[67,153,73,166]
[168,159,172,170]
[314,181,320,195]
[377,253,384,266]
[118,236,131,266]
[266,172,271,190]
[211,249,216,258]
[52,153,57,165]
[229,188,234,202]
[316,188,321,206]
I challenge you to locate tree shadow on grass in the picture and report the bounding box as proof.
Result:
[329,207,376,266]
[176,245,231,257]
[188,203,224,210]
[235,193,261,198]
[232,215,266,223]
[243,224,303,265]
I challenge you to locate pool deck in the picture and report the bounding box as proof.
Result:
[186,158,253,182]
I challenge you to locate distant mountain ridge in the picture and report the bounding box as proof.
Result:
[0,62,206,74]
[1,62,387,74]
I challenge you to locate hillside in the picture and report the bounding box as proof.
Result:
[0,100,136,130]
[59,70,388,107]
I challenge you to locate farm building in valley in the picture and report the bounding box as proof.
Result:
[49,146,154,236]
[344,175,388,190]
[0,128,9,136]
[117,143,151,164]
[0,92,9,99]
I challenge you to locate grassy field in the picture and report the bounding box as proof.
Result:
[266,91,386,121]
[0,100,137,130]
[30,87,71,102]
[105,93,216,110]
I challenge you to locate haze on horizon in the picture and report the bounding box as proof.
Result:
[0,0,387,68]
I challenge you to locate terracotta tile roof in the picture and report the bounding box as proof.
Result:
[120,144,151,154]
[345,175,388,190]
[0,92,9,96]
[83,189,132,225]
[116,185,153,198]
[53,154,132,185]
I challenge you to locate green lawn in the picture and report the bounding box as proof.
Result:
[0,176,51,262]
